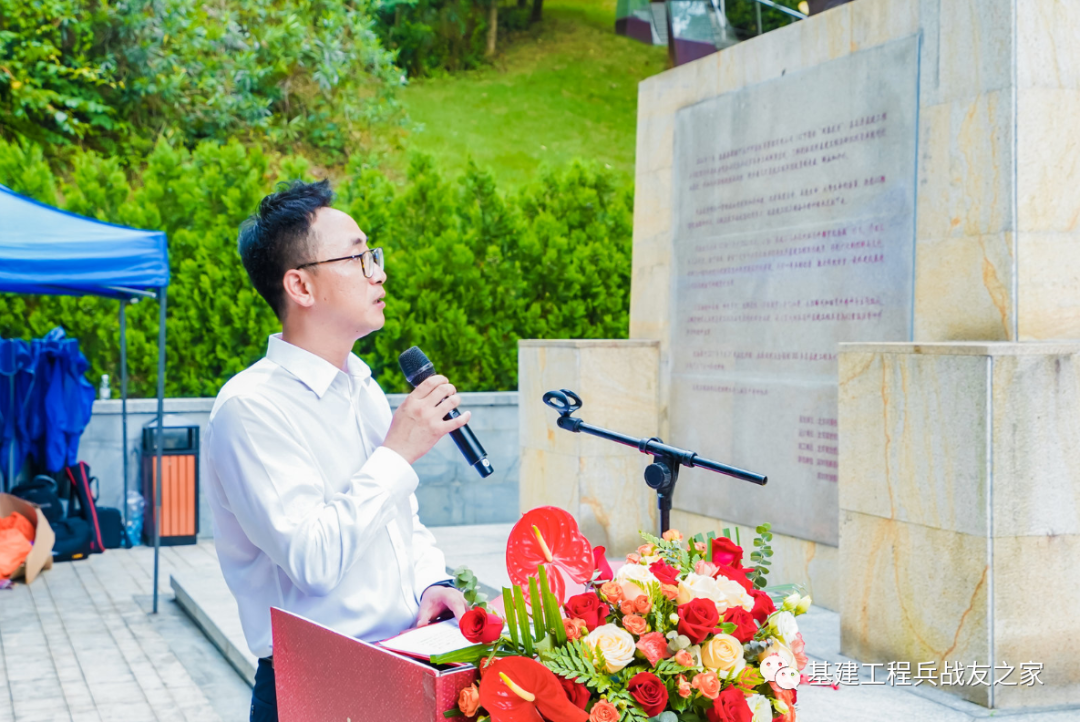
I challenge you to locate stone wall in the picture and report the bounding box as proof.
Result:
[839,342,1080,709]
[623,0,1080,614]
[79,391,520,537]
[518,340,660,555]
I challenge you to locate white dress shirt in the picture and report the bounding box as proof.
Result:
[204,334,450,659]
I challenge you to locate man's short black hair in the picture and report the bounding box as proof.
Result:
[238,179,334,320]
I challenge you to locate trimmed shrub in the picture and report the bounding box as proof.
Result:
[0,138,631,396]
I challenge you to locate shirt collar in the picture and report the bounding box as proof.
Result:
[266,334,372,398]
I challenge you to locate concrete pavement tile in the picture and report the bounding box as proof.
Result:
[68,712,102,722]
[10,696,71,722]
[7,677,62,702]
[86,681,145,707]
[89,703,155,722]
[11,711,72,722]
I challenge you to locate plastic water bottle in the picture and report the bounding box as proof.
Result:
[99,374,111,400]
[126,490,145,546]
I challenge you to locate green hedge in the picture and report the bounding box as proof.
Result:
[0,137,632,396]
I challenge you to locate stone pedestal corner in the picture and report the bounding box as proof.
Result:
[518,340,660,555]
[838,342,1080,709]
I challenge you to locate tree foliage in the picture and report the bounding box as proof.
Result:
[0,0,403,160]
[0,137,631,397]
[341,155,631,392]
[372,0,532,78]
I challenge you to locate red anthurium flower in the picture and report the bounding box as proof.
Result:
[711,537,743,567]
[558,677,590,710]
[592,546,613,582]
[506,507,594,604]
[478,657,590,722]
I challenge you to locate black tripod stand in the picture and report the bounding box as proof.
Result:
[542,389,768,535]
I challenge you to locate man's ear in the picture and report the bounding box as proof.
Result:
[282,269,316,311]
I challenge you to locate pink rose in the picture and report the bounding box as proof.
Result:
[635,632,672,666]
[790,632,809,671]
[694,560,719,577]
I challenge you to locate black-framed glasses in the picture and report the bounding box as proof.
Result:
[295,247,384,277]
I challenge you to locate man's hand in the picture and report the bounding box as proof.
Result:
[416,584,469,627]
[383,374,471,464]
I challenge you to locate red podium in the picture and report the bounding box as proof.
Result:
[271,608,478,722]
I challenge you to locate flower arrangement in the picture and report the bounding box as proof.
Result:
[437,506,812,722]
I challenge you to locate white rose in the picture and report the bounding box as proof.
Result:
[677,573,754,614]
[675,572,722,606]
[770,611,799,645]
[746,694,772,722]
[615,562,659,600]
[584,624,637,673]
[714,575,754,613]
[761,639,797,671]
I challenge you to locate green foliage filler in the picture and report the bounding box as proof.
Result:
[0,137,630,397]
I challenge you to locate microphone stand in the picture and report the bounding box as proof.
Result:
[542,389,767,535]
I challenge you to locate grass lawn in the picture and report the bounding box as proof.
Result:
[390,0,670,188]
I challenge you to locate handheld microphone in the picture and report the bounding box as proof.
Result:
[398,347,495,478]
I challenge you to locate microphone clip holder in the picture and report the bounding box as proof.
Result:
[542,389,767,535]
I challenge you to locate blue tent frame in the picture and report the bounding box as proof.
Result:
[1,183,171,613]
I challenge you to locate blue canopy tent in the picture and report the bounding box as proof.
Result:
[0,183,171,613]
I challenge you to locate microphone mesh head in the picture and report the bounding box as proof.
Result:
[398,346,435,387]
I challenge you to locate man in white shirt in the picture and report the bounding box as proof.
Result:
[205,179,469,722]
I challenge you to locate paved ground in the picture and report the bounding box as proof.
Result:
[0,544,249,722]
[6,525,1078,721]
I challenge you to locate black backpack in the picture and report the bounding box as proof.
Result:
[52,517,93,562]
[10,475,65,525]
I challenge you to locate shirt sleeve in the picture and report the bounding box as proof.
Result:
[208,394,419,597]
[408,493,452,602]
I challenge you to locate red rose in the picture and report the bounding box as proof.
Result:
[627,672,669,717]
[722,607,756,644]
[564,592,610,632]
[648,559,681,586]
[593,546,613,582]
[676,598,719,644]
[711,537,743,567]
[459,607,504,644]
[715,564,754,593]
[706,686,752,722]
[749,588,775,624]
[558,676,590,709]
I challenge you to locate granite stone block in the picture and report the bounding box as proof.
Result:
[1017,88,1080,234]
[1017,0,1080,90]
[838,348,990,535]
[839,510,991,707]
[1017,231,1080,340]
[914,233,1015,342]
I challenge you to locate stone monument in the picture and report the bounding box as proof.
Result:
[519,0,1080,709]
